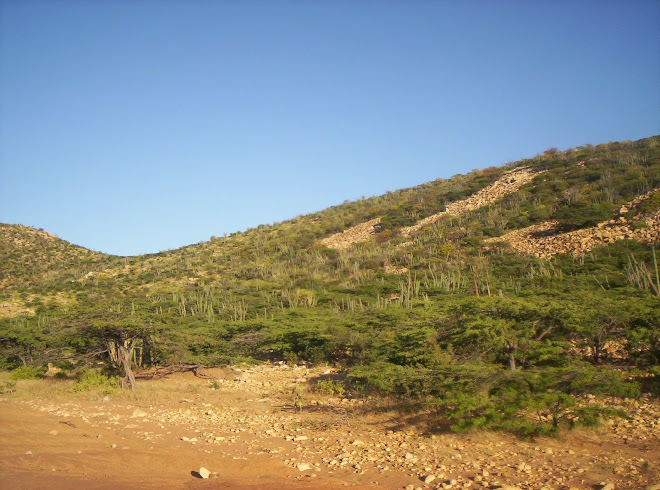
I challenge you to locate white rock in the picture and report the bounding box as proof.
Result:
[199,467,211,479]
[601,484,615,490]
[351,439,365,446]
[293,435,308,441]
[404,452,414,460]
[131,409,147,418]
[297,463,311,472]
[423,474,436,484]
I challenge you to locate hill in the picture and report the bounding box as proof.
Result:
[1,135,659,436]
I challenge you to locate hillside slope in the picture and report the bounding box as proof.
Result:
[1,136,659,436]
[0,224,109,286]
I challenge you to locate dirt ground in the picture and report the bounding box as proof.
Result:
[0,364,658,490]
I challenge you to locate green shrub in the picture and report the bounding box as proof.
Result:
[71,369,118,394]
[0,380,17,394]
[351,361,638,438]
[639,191,660,214]
[9,365,42,380]
[554,201,616,231]
[434,365,637,438]
[314,379,345,396]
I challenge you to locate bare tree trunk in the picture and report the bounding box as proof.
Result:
[108,339,137,391]
[593,339,601,364]
[107,341,120,366]
[119,341,136,391]
[508,353,517,371]
[504,341,517,371]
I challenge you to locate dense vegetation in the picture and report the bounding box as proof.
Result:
[1,136,659,437]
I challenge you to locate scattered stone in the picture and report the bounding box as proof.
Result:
[601,484,615,490]
[422,474,435,484]
[110,444,117,448]
[199,467,211,479]
[48,430,58,436]
[14,361,660,489]
[131,409,148,418]
[25,451,32,455]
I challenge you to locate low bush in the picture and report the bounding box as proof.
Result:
[8,365,42,380]
[71,369,118,394]
[0,380,17,394]
[350,362,638,439]
[314,379,345,396]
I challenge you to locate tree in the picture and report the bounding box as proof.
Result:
[85,319,152,391]
[107,337,140,390]
[449,298,565,371]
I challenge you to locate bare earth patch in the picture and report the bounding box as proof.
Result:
[0,365,658,489]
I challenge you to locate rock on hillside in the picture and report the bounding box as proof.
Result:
[486,189,660,259]
[320,218,381,251]
[320,167,543,250]
[400,167,542,237]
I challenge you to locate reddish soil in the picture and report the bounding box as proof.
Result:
[0,365,658,489]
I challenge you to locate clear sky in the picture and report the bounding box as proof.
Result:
[1,1,659,256]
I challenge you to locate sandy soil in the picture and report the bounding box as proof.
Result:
[0,364,658,490]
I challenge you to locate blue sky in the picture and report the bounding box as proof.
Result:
[1,1,659,256]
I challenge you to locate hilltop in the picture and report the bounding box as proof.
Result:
[1,136,659,439]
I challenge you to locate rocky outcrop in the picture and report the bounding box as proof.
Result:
[320,218,381,251]
[400,167,542,237]
[486,190,660,259]
[322,167,542,250]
